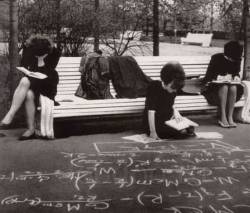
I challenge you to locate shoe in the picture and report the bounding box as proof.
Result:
[0,122,13,130]
[18,133,36,141]
[229,123,237,128]
[218,120,230,128]
[0,133,6,137]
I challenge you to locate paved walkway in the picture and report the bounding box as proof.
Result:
[1,114,250,213]
[1,114,249,147]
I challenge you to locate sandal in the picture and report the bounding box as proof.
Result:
[229,123,237,128]
[218,120,230,128]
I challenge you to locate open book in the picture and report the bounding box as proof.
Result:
[17,67,47,79]
[210,74,242,85]
[165,117,199,131]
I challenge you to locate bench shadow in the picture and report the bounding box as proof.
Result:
[54,112,219,139]
[54,116,143,138]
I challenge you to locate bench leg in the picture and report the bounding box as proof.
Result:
[234,80,250,123]
[39,95,55,139]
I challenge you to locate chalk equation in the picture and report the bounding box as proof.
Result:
[2,192,250,212]
[93,140,240,154]
[1,140,250,212]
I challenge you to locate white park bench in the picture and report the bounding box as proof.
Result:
[38,56,250,138]
[180,33,213,47]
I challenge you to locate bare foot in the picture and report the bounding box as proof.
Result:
[219,118,229,127]
[21,129,35,137]
[1,114,14,125]
[228,121,237,127]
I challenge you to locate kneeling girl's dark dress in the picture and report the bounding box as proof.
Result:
[143,81,190,139]
[20,46,61,102]
[202,53,244,105]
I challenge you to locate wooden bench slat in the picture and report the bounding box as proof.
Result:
[55,96,245,107]
[55,103,244,114]
[55,99,211,109]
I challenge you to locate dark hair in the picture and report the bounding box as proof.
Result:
[95,50,103,55]
[160,61,185,90]
[224,41,243,61]
[26,34,53,56]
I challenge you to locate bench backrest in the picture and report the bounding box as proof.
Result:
[56,56,212,97]
[184,33,213,47]
[186,33,212,41]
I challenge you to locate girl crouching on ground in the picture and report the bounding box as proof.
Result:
[143,61,196,140]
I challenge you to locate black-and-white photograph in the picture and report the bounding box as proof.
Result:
[1,0,250,212]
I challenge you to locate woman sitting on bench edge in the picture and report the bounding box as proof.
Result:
[201,40,244,128]
[0,34,61,140]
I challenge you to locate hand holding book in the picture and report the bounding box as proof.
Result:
[16,67,47,79]
[165,117,199,131]
[210,74,242,85]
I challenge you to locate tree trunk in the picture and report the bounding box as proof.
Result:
[94,0,100,52]
[153,0,159,56]
[243,0,250,80]
[210,2,214,33]
[9,0,19,94]
[55,0,61,50]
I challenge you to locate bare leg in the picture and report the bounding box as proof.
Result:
[218,85,229,125]
[22,90,36,137]
[227,85,237,126]
[1,77,31,124]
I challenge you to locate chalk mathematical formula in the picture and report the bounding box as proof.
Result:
[1,140,250,213]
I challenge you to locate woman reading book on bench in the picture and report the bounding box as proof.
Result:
[201,41,244,128]
[0,34,61,140]
[143,62,196,140]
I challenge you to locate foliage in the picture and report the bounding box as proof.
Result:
[217,0,243,38]
[18,0,94,56]
[159,0,243,38]
[4,0,245,56]
[99,0,152,56]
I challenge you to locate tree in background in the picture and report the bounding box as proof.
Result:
[8,0,19,94]
[5,0,247,57]
[55,0,61,50]
[243,0,250,80]
[18,0,94,56]
[218,0,243,39]
[93,0,100,52]
[153,0,159,56]
[59,0,93,55]
[100,0,151,56]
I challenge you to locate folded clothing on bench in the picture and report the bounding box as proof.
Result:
[36,95,54,139]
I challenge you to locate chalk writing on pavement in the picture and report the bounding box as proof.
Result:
[1,140,250,213]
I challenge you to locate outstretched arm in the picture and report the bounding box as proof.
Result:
[148,110,160,140]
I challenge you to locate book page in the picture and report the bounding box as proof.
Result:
[211,74,241,85]
[210,80,242,85]
[165,117,199,131]
[16,67,47,79]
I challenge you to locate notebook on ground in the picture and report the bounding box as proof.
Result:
[165,117,199,131]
